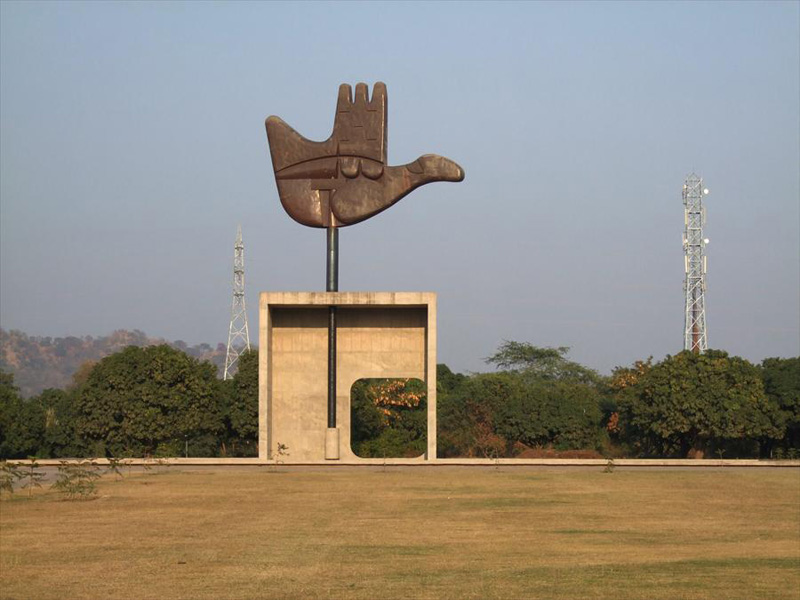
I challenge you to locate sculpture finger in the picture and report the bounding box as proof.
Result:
[408,154,465,183]
[333,82,387,164]
[354,82,369,107]
[330,154,464,226]
[335,84,353,115]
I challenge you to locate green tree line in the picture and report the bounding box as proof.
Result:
[0,345,257,459]
[1,342,798,460]
[437,344,799,460]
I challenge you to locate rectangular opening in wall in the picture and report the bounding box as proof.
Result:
[350,378,426,458]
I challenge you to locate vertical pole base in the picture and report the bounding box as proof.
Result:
[325,428,340,460]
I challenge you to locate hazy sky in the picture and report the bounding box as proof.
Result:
[1,1,798,375]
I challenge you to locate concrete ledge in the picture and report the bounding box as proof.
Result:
[260,291,435,308]
[434,458,800,468]
[12,458,800,468]
[5,458,266,467]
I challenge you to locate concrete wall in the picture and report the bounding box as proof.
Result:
[259,292,436,462]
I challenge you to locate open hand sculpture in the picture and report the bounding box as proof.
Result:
[265,82,464,228]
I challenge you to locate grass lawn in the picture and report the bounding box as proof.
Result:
[1,466,799,599]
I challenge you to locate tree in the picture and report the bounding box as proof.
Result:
[438,343,607,458]
[437,363,466,396]
[486,341,603,386]
[350,378,427,458]
[442,371,522,457]
[219,350,259,456]
[441,370,603,457]
[603,359,653,454]
[485,342,605,453]
[35,388,80,458]
[0,372,45,458]
[74,345,223,457]
[617,350,784,458]
[69,360,97,390]
[436,364,473,457]
[608,359,653,393]
[495,379,603,451]
[761,357,800,453]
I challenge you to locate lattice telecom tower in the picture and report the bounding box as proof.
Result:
[224,225,251,379]
[682,173,709,353]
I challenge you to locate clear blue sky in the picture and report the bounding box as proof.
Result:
[1,1,798,375]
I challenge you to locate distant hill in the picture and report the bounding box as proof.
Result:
[0,328,240,397]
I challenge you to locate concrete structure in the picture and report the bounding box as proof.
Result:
[258,292,436,462]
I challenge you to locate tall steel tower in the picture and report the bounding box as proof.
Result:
[224,225,251,379]
[682,173,709,353]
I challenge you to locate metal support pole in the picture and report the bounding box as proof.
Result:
[326,227,338,429]
[327,227,338,293]
[328,306,337,428]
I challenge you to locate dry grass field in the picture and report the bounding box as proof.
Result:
[1,466,798,600]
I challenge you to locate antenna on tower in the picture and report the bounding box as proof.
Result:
[224,225,251,379]
[682,174,709,353]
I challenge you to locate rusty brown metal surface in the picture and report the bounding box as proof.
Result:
[265,82,464,228]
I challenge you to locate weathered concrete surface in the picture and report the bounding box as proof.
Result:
[259,292,436,462]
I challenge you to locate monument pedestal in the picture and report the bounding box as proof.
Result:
[325,428,340,460]
[258,292,437,463]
